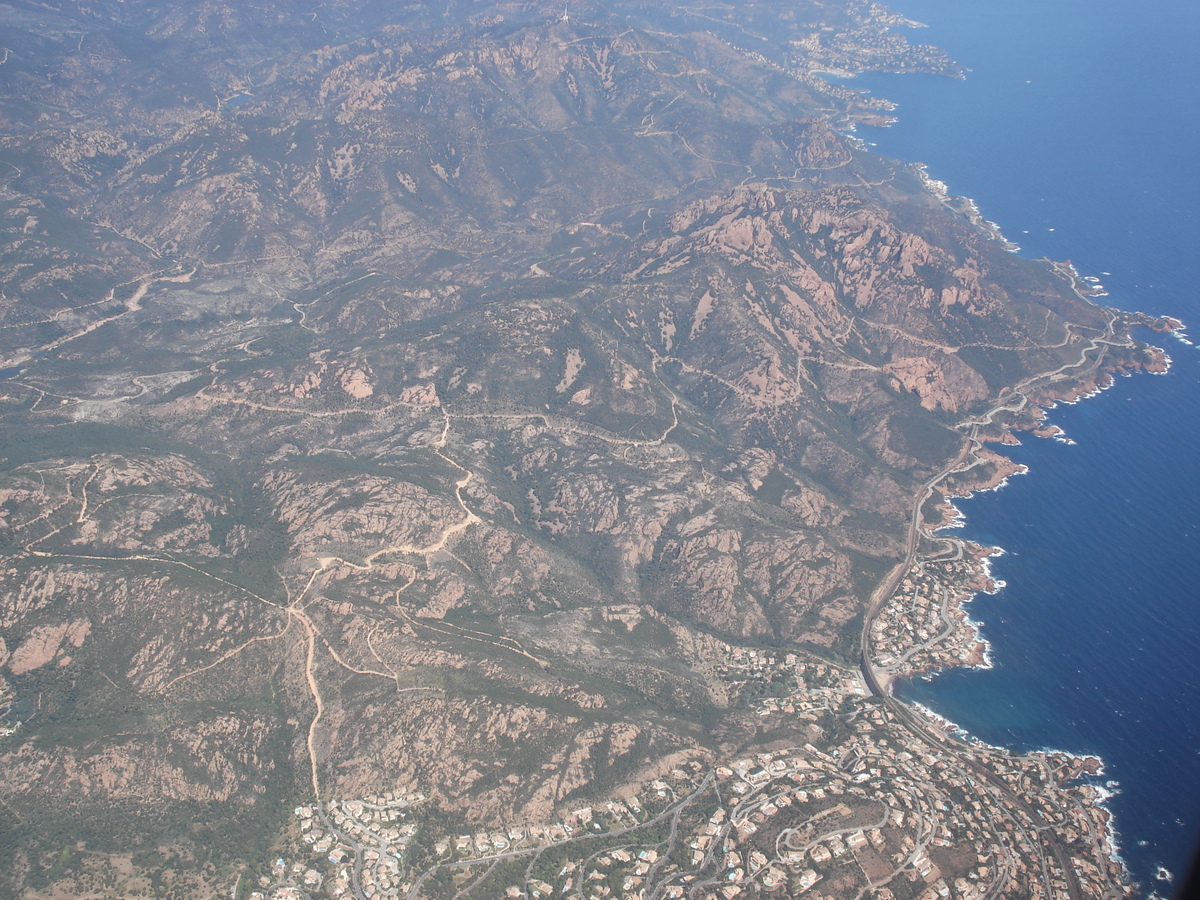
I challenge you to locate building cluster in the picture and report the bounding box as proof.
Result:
[253,648,1119,900]
[871,561,987,678]
[715,647,863,718]
[247,792,426,899]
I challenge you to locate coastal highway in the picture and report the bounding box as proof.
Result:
[855,315,1138,900]
[859,428,975,697]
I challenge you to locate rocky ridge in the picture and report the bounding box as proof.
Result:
[0,1,1167,897]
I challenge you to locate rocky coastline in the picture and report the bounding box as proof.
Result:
[862,230,1181,899]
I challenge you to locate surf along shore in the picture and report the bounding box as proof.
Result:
[856,165,1179,892]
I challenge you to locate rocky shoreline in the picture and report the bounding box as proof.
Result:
[871,304,1182,898]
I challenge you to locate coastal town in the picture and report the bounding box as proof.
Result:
[869,557,995,685]
[254,650,1123,900]
[0,0,1183,897]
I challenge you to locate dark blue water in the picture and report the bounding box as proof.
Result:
[852,0,1200,893]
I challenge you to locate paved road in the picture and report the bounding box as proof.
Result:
[406,774,714,900]
[853,329,1128,900]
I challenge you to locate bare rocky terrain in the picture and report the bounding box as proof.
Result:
[0,1,1168,897]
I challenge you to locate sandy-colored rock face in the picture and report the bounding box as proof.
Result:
[339,366,374,398]
[883,355,988,413]
[0,1,1160,896]
[8,620,91,674]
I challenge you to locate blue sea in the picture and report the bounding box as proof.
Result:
[852,0,1200,893]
